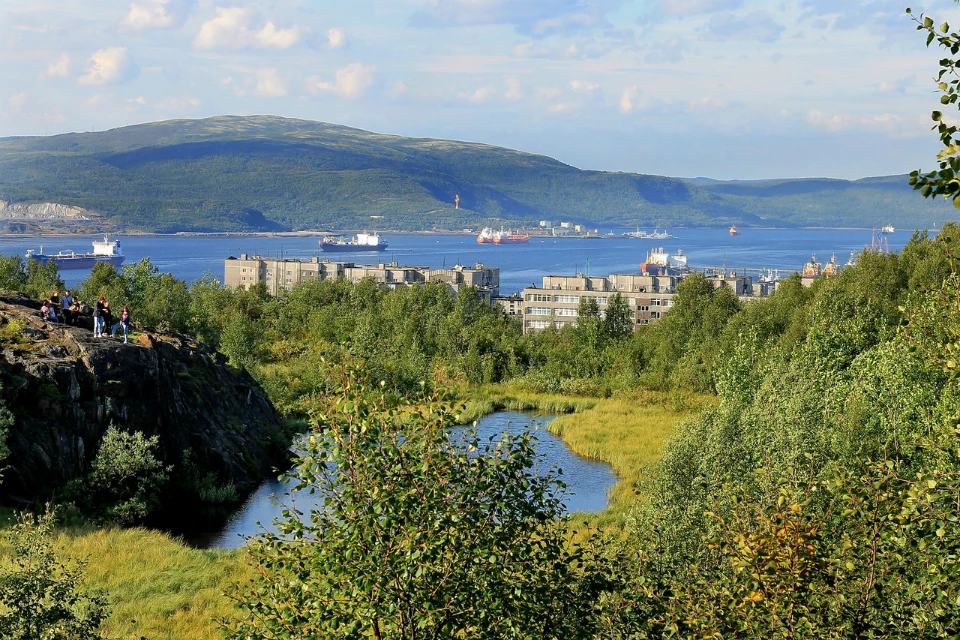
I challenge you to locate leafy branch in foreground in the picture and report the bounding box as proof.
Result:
[227,365,588,640]
[908,2,960,207]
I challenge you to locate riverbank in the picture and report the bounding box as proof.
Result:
[2,384,710,636]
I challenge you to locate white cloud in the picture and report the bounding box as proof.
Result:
[619,86,637,114]
[120,0,194,31]
[253,68,286,97]
[306,63,375,99]
[505,77,523,100]
[570,80,599,93]
[40,53,71,81]
[8,92,27,109]
[154,96,201,111]
[77,47,137,86]
[458,85,494,103]
[806,109,903,133]
[325,27,347,50]
[878,75,915,94]
[548,101,576,112]
[255,22,302,49]
[194,7,302,51]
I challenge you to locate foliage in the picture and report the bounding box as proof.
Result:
[0,255,64,301]
[0,510,108,640]
[228,367,586,640]
[68,427,170,526]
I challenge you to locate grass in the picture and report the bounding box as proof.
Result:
[457,384,715,529]
[455,384,599,424]
[59,528,244,640]
[547,390,715,529]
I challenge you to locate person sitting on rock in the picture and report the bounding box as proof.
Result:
[41,300,58,323]
[112,306,131,343]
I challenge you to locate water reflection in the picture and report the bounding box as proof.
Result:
[198,411,617,550]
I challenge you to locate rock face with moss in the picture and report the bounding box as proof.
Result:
[0,293,287,501]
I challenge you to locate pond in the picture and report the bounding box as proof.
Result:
[185,411,618,550]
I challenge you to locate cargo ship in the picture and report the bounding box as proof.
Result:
[320,232,388,252]
[25,236,124,269]
[477,228,530,244]
[729,225,741,236]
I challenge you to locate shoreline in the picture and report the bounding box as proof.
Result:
[0,225,929,240]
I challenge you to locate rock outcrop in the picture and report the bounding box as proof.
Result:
[0,201,95,220]
[0,294,288,502]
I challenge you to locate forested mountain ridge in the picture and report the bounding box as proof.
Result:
[0,115,951,233]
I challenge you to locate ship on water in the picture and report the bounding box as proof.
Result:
[319,232,388,252]
[477,228,530,244]
[880,224,895,234]
[25,236,124,269]
[623,228,675,239]
[729,225,741,236]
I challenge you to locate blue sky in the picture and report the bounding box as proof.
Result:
[1,0,958,179]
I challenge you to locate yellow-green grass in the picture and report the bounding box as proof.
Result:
[456,384,599,424]
[60,528,243,640]
[548,390,715,529]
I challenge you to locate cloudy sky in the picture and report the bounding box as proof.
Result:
[1,0,958,179]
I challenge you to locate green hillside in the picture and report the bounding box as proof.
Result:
[0,115,951,232]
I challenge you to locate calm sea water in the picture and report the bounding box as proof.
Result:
[197,412,617,550]
[0,227,917,295]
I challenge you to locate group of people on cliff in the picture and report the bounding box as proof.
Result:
[40,289,132,343]
[92,296,131,343]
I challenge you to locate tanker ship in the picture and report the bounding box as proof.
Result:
[25,236,124,269]
[320,232,388,252]
[477,228,530,244]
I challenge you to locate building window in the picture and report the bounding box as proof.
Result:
[638,305,649,312]
[554,308,578,317]
[527,307,552,316]
[554,295,579,303]
[651,299,661,306]
[526,293,552,302]
[527,320,551,330]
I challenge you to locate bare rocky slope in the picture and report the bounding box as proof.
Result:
[0,293,288,502]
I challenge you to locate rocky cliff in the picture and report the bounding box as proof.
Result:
[0,294,289,502]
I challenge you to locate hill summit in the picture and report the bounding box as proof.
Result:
[0,115,951,232]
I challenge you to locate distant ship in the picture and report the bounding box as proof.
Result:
[640,247,689,276]
[729,225,741,236]
[623,228,675,239]
[880,224,895,234]
[25,236,124,269]
[319,232,388,252]
[477,228,530,244]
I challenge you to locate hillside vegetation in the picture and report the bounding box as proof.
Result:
[0,115,951,232]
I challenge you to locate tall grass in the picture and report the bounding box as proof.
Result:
[456,385,598,424]
[548,390,715,528]
[60,528,243,640]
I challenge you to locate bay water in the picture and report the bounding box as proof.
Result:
[0,227,917,295]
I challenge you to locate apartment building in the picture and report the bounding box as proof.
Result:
[224,255,499,298]
[521,272,681,333]
[519,270,765,333]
